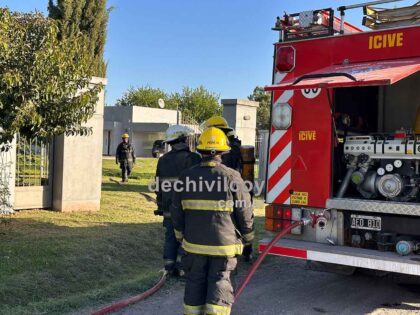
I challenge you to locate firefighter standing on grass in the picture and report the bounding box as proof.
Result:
[171,127,254,315]
[155,125,201,276]
[116,133,136,182]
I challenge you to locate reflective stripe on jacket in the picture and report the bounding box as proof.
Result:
[171,156,254,257]
[155,142,202,216]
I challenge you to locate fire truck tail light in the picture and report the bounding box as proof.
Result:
[265,218,282,231]
[276,46,296,73]
[265,205,284,218]
[266,205,300,233]
[283,207,292,220]
[265,205,274,218]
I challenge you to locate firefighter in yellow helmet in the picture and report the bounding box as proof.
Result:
[204,116,253,262]
[203,116,242,172]
[116,133,136,182]
[171,127,254,315]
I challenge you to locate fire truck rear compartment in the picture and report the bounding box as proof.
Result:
[333,72,419,187]
[330,72,420,251]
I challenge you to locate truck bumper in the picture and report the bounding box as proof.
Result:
[259,238,420,276]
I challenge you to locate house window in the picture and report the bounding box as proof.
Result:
[15,135,50,187]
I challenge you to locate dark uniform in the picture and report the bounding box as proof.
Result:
[222,136,242,172]
[223,134,254,261]
[156,142,201,272]
[116,141,136,182]
[171,156,254,315]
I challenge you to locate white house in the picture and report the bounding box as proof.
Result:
[104,106,196,157]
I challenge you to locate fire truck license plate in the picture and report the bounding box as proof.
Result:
[350,215,381,231]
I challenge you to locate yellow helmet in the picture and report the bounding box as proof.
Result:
[197,127,230,153]
[122,133,129,139]
[202,116,233,131]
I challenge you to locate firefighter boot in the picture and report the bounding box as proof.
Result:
[164,259,178,276]
[242,243,253,262]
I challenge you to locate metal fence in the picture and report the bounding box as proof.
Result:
[15,135,50,187]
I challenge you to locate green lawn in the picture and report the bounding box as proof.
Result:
[0,158,265,315]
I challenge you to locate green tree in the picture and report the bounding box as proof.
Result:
[249,86,271,130]
[116,86,168,107]
[169,86,222,123]
[48,0,109,77]
[0,9,102,144]
[116,85,221,123]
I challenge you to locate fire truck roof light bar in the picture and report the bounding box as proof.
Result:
[292,73,357,86]
[337,0,404,12]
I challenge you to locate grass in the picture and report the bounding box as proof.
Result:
[0,158,265,315]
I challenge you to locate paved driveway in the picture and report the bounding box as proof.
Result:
[121,258,420,315]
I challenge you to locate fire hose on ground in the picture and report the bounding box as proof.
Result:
[234,218,310,301]
[90,270,168,315]
[90,218,312,314]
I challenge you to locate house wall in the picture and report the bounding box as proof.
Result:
[221,99,259,146]
[104,106,180,157]
[132,131,165,157]
[53,77,107,212]
[132,107,179,123]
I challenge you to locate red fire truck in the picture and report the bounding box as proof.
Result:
[260,0,420,275]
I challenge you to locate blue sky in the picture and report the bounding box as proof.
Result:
[1,0,414,106]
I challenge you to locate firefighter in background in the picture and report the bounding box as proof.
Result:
[203,116,242,172]
[115,133,136,182]
[171,127,254,315]
[155,125,201,276]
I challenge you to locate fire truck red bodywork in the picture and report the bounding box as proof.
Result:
[266,26,420,209]
[261,23,420,275]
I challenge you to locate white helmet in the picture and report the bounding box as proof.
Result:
[164,125,194,143]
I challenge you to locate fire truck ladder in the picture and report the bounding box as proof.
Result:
[363,1,420,30]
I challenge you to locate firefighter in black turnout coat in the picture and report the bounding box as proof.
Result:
[115,133,136,182]
[155,125,201,275]
[204,116,254,261]
[171,127,254,315]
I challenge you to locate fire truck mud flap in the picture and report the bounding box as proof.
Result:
[259,238,420,276]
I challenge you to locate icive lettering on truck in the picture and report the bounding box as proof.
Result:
[368,32,403,50]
